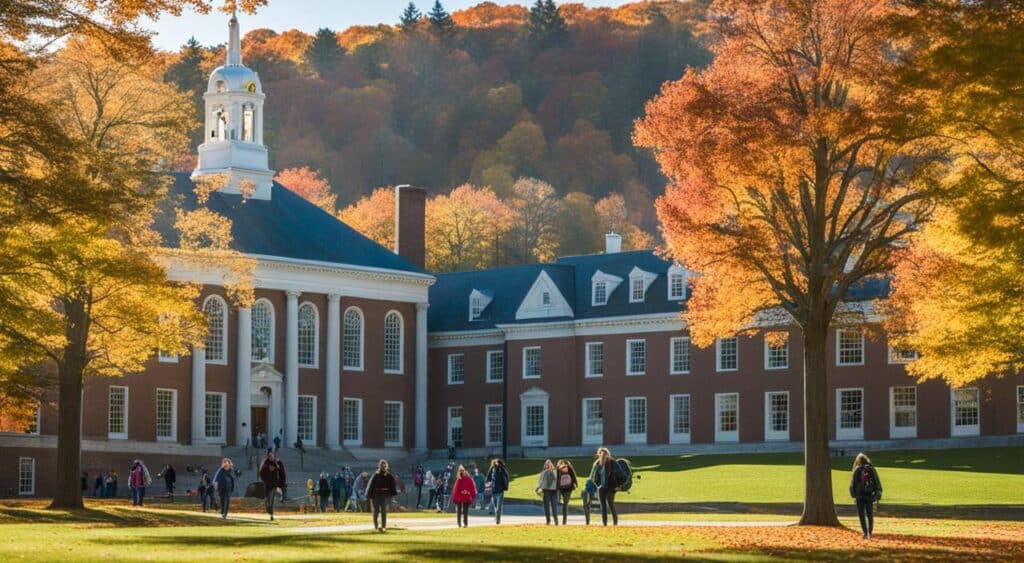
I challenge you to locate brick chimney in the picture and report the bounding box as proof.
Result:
[394,184,426,268]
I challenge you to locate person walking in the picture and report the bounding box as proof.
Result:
[486,458,510,524]
[581,478,597,525]
[341,466,356,511]
[352,471,369,512]
[472,467,486,510]
[81,472,88,496]
[128,460,152,507]
[450,464,477,528]
[329,472,343,511]
[413,465,425,509]
[536,459,559,525]
[850,452,883,539]
[94,473,104,498]
[273,433,281,454]
[258,451,287,521]
[590,447,619,526]
[106,470,119,498]
[317,472,331,513]
[433,470,446,512]
[212,458,235,519]
[556,459,578,525]
[424,470,436,510]
[197,470,213,512]
[366,460,398,531]
[162,465,177,499]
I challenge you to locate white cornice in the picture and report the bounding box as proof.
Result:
[428,329,505,349]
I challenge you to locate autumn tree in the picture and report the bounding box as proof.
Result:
[635,0,941,526]
[426,184,511,271]
[428,1,456,39]
[304,28,345,77]
[595,193,653,251]
[504,177,561,264]
[275,167,338,213]
[555,192,603,256]
[400,2,423,30]
[338,187,396,250]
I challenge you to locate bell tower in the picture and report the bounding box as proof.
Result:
[191,13,274,200]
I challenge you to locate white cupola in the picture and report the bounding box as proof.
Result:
[191,12,274,200]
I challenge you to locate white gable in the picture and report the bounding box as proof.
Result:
[628,266,658,303]
[468,289,493,321]
[591,269,624,306]
[515,270,574,320]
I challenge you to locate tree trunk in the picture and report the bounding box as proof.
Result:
[799,314,841,526]
[50,297,88,510]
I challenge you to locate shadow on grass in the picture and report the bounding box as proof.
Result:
[0,504,258,528]
[596,501,1024,522]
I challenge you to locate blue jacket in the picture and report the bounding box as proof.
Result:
[212,467,234,495]
[487,464,510,493]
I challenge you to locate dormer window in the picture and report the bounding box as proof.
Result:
[628,267,657,304]
[591,270,623,307]
[468,289,493,321]
[668,264,688,301]
[631,279,645,301]
[593,281,607,305]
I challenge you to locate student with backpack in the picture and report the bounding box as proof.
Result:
[413,465,425,509]
[556,459,578,525]
[535,459,559,525]
[850,452,883,539]
[486,458,510,524]
[589,447,627,526]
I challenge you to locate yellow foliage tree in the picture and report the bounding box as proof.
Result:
[426,184,511,271]
[338,187,396,250]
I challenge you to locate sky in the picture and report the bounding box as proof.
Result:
[145,0,637,51]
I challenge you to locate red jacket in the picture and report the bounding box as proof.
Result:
[450,475,477,504]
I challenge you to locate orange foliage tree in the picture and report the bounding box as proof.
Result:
[634,0,941,526]
[338,187,396,250]
[276,167,338,213]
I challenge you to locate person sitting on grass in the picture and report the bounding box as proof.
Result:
[450,464,477,528]
[850,452,883,540]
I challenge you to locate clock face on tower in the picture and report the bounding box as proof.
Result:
[246,81,257,93]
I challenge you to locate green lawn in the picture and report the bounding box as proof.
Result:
[493,447,1024,507]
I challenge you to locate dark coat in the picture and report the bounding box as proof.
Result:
[366,472,398,497]
[487,464,510,493]
[850,464,883,500]
[259,459,287,489]
[212,467,234,495]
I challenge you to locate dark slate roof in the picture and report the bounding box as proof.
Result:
[554,250,685,319]
[156,172,423,274]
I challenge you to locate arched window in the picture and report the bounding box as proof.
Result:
[252,299,274,363]
[298,302,318,368]
[343,307,363,370]
[383,311,403,374]
[242,105,254,142]
[202,295,228,363]
[216,110,228,140]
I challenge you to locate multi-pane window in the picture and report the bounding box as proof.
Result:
[108,386,128,439]
[888,346,919,364]
[582,398,603,444]
[585,342,604,377]
[541,291,551,305]
[625,397,647,442]
[837,330,864,366]
[952,388,980,436]
[837,388,864,439]
[383,311,403,373]
[765,333,789,370]
[447,354,465,384]
[251,299,274,363]
[297,303,318,367]
[670,394,691,443]
[486,351,504,383]
[155,389,176,441]
[718,394,738,432]
[343,308,363,369]
[470,296,485,320]
[626,339,646,375]
[1017,386,1024,433]
[523,347,542,379]
[384,401,403,447]
[891,386,917,438]
[716,337,738,372]
[18,457,34,495]
[593,281,607,305]
[203,296,226,363]
[631,278,645,302]
[486,404,503,447]
[343,398,362,445]
[669,272,685,300]
[525,405,545,439]
[448,406,464,447]
[765,391,789,441]
[298,396,315,443]
[205,392,225,442]
[670,337,691,374]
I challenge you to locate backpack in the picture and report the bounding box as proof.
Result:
[559,473,573,490]
[613,459,633,493]
[857,464,877,498]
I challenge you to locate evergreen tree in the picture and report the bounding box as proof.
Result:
[427,0,455,38]
[399,2,422,30]
[304,28,346,77]
[528,0,569,50]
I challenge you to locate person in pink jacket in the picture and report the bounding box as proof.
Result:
[449,464,477,528]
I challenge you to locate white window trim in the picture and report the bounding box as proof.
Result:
[18,457,35,496]
[155,388,178,442]
[1017,386,1024,434]
[670,336,691,375]
[716,337,739,372]
[447,353,465,385]
[667,264,688,301]
[585,342,603,378]
[485,403,503,447]
[626,339,646,376]
[520,392,549,447]
[763,335,789,371]
[252,297,276,364]
[383,400,404,447]
[298,395,317,445]
[297,301,320,369]
[108,385,129,440]
[889,386,917,439]
[714,392,740,443]
[835,387,865,440]
[447,406,464,447]
[486,350,504,383]
[669,394,691,444]
[202,294,229,366]
[383,310,404,374]
[158,351,179,363]
[581,397,603,445]
[887,345,919,364]
[950,387,980,437]
[343,397,363,446]
[624,396,647,444]
[522,346,542,380]
[836,329,865,366]
[764,391,790,442]
[343,306,365,371]
[205,391,227,444]
[628,267,657,303]
[591,270,623,306]
[468,289,493,321]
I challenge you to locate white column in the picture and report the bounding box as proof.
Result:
[325,293,341,449]
[285,290,300,447]
[190,345,206,445]
[415,302,429,451]
[236,306,252,447]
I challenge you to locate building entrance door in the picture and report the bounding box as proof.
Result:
[251,406,268,443]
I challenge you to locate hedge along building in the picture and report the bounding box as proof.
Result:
[0,15,433,497]
[426,234,1024,457]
